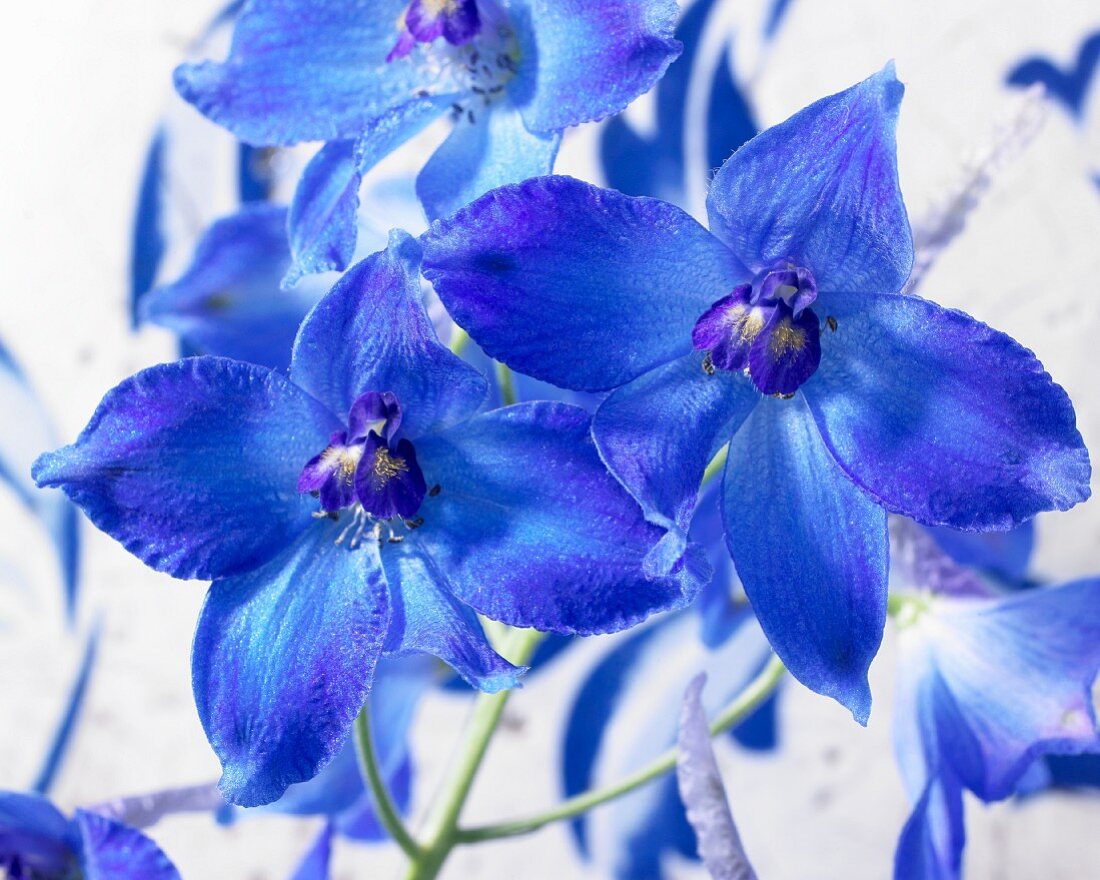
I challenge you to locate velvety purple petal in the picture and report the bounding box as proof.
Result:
[0,791,73,878]
[193,521,390,806]
[722,396,887,722]
[592,353,759,573]
[804,292,1090,530]
[75,810,181,880]
[291,230,488,437]
[173,0,424,145]
[380,542,522,692]
[707,64,913,292]
[354,434,428,520]
[414,402,710,634]
[33,359,340,581]
[507,0,681,133]
[420,175,748,392]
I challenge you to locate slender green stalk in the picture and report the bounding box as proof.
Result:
[448,326,470,355]
[495,362,517,407]
[701,444,729,487]
[405,628,546,880]
[354,705,421,860]
[454,654,786,844]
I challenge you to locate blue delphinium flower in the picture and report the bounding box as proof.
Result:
[140,204,327,371]
[419,64,1091,721]
[889,521,1100,880]
[173,0,683,284]
[33,229,705,807]
[0,791,180,879]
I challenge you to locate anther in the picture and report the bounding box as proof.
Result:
[826,316,838,332]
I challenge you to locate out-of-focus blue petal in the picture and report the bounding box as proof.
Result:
[0,791,73,877]
[421,175,747,391]
[905,580,1100,802]
[1044,752,1100,789]
[130,128,168,325]
[33,359,340,581]
[140,204,323,371]
[291,231,487,437]
[677,674,759,880]
[193,522,390,807]
[173,0,422,145]
[238,143,278,203]
[565,609,772,876]
[289,824,332,880]
[415,402,709,635]
[804,292,1090,531]
[925,522,1035,585]
[457,341,595,411]
[32,623,100,796]
[507,0,680,133]
[75,810,181,880]
[339,759,412,841]
[707,64,912,292]
[381,542,521,692]
[592,352,758,573]
[0,341,79,615]
[417,102,559,223]
[890,519,995,601]
[285,96,456,286]
[691,485,748,652]
[600,0,758,208]
[892,774,965,880]
[1006,32,1100,119]
[722,396,887,722]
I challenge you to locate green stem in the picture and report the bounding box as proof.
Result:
[495,362,517,407]
[405,628,546,880]
[454,654,786,844]
[354,704,421,860]
[701,444,728,487]
[449,327,470,356]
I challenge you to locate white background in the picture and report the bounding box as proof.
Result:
[2,0,1100,877]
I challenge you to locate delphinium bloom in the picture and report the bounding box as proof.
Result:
[173,0,683,284]
[419,64,1091,721]
[33,230,704,807]
[0,791,179,879]
[889,521,1100,879]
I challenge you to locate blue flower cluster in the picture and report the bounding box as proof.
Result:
[7,1,1100,878]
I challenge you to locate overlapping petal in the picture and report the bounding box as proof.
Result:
[722,396,887,721]
[75,810,181,880]
[173,0,422,145]
[707,63,912,292]
[193,522,390,806]
[415,402,709,634]
[507,0,681,133]
[33,358,339,581]
[421,176,747,391]
[291,231,487,437]
[804,292,1090,530]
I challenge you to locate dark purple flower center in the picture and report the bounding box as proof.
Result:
[298,391,430,547]
[692,262,825,396]
[387,0,482,60]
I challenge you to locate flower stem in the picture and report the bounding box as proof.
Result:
[702,444,729,487]
[495,362,517,407]
[448,326,470,355]
[354,704,421,860]
[454,653,786,844]
[404,627,546,880]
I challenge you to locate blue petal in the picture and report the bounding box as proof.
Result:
[289,824,332,880]
[33,359,340,581]
[140,205,323,371]
[381,542,521,692]
[193,521,390,806]
[414,402,708,634]
[75,810,181,880]
[925,522,1035,585]
[804,292,1090,530]
[1005,32,1100,120]
[592,352,758,569]
[130,127,168,324]
[906,579,1100,801]
[173,0,423,145]
[0,791,73,877]
[285,96,456,286]
[722,396,887,722]
[420,175,747,391]
[291,230,487,437]
[893,774,965,880]
[417,102,559,223]
[0,341,79,616]
[600,0,758,208]
[707,63,912,292]
[338,759,412,841]
[507,0,681,133]
[32,624,100,796]
[238,143,277,203]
